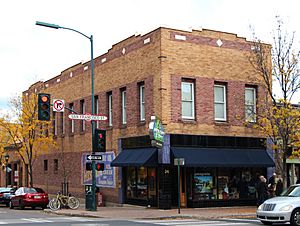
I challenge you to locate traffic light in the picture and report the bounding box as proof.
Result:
[85,162,104,171]
[86,162,92,171]
[96,162,104,171]
[38,93,50,121]
[94,129,106,152]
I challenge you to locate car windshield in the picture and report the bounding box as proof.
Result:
[24,187,45,194]
[281,186,300,197]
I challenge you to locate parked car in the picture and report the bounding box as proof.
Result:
[257,184,300,225]
[0,187,16,207]
[9,187,49,210]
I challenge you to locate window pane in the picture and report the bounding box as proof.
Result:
[214,86,224,102]
[182,101,192,118]
[215,103,225,119]
[182,83,192,101]
[245,89,254,105]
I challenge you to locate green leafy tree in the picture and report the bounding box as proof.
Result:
[250,17,300,187]
[0,93,56,187]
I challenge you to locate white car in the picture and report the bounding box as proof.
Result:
[257,184,300,225]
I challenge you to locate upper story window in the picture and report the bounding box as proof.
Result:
[53,112,57,136]
[44,159,48,172]
[94,95,99,128]
[69,103,74,133]
[214,84,227,121]
[245,87,256,122]
[60,113,64,135]
[108,92,113,126]
[80,99,85,132]
[181,81,195,119]
[121,90,127,125]
[139,84,145,121]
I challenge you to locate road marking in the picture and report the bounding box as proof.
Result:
[22,218,53,223]
[134,219,251,226]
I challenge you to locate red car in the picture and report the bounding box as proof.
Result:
[9,187,49,209]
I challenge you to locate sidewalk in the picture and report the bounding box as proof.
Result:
[44,204,257,220]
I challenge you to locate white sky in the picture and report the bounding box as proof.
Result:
[1,0,299,113]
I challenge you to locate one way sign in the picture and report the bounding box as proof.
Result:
[86,154,102,161]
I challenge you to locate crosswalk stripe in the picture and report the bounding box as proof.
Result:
[21,218,53,223]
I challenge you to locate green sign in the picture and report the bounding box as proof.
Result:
[149,116,165,147]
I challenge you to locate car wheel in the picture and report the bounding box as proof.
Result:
[291,208,300,226]
[41,205,47,210]
[261,221,273,225]
[31,206,36,210]
[9,201,14,209]
[5,203,9,207]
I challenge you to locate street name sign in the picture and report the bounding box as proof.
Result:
[86,154,102,161]
[68,114,108,121]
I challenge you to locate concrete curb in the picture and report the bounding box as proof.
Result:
[44,209,256,220]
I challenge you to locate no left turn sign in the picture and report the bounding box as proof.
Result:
[53,99,65,112]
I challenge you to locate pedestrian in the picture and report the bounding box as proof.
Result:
[275,178,283,196]
[268,173,276,198]
[257,175,269,206]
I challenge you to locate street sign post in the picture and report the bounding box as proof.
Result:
[68,114,107,121]
[174,158,185,214]
[86,154,102,161]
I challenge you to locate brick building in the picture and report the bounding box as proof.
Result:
[24,27,274,208]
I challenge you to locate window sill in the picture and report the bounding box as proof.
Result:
[138,121,146,127]
[180,119,196,124]
[80,131,85,135]
[60,134,65,138]
[69,133,75,137]
[214,121,229,126]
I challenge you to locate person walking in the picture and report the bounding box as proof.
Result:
[275,178,283,196]
[257,175,269,206]
[268,173,276,198]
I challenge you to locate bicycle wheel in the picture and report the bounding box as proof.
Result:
[49,198,61,211]
[67,197,80,209]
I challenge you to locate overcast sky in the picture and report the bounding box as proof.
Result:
[1,0,299,113]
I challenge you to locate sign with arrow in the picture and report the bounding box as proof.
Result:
[86,154,102,161]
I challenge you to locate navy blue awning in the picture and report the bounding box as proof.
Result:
[172,148,274,167]
[111,148,157,167]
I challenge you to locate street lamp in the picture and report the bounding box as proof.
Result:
[36,21,97,211]
[4,153,9,187]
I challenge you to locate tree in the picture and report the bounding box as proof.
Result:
[0,93,56,187]
[250,16,300,187]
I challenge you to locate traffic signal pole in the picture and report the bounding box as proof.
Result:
[36,21,97,211]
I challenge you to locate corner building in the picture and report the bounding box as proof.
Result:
[26,27,274,208]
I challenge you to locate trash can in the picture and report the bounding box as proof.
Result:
[97,192,104,207]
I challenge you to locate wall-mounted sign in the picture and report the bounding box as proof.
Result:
[149,116,165,148]
[82,152,115,188]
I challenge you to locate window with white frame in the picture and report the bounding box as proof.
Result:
[214,84,227,121]
[108,93,113,126]
[53,112,57,136]
[94,95,99,128]
[140,85,145,121]
[69,103,74,133]
[122,90,127,124]
[181,81,195,119]
[80,99,85,131]
[245,87,256,122]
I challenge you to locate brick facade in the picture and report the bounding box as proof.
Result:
[24,27,269,202]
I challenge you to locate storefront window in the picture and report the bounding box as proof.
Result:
[126,167,148,201]
[126,167,136,199]
[189,167,264,202]
[137,167,147,200]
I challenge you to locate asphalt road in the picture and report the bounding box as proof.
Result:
[0,205,279,226]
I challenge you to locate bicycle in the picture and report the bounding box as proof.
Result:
[49,191,80,211]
